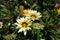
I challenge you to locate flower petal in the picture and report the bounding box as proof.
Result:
[18,29,22,33]
[24,31,27,36]
[16,19,20,23]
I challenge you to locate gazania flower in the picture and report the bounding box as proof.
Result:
[15,17,31,35]
[32,23,44,30]
[23,9,29,16]
[27,10,42,21]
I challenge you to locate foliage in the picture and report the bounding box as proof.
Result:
[0,0,60,40]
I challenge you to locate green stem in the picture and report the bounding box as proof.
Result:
[37,30,40,40]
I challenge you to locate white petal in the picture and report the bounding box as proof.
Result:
[39,15,42,18]
[15,23,19,25]
[16,19,20,22]
[29,28,31,30]
[15,23,21,27]
[24,31,27,36]
[22,28,26,31]
[27,27,31,30]
[18,29,22,33]
[16,26,20,29]
[34,11,37,13]
[25,17,30,20]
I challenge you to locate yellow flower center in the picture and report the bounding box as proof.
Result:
[22,22,28,28]
[31,15,36,19]
[30,13,38,19]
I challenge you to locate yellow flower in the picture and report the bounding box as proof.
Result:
[32,23,44,30]
[23,9,29,16]
[15,17,31,35]
[27,10,42,21]
[57,8,60,14]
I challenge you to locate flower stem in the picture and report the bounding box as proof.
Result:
[37,30,40,40]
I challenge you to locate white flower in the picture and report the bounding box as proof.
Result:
[0,22,3,28]
[27,10,42,21]
[15,17,31,35]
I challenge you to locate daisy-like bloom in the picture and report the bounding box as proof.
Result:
[15,17,31,35]
[23,9,29,16]
[0,22,3,28]
[27,10,42,21]
[32,23,44,30]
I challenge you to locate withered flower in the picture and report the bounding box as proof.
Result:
[0,22,3,28]
[19,5,24,12]
[4,16,11,20]
[32,23,44,30]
